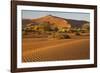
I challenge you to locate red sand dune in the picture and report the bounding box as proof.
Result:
[22,38,90,62]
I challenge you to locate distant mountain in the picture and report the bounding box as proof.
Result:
[22,15,89,29]
[22,19,32,28]
[31,15,71,28]
[65,19,89,28]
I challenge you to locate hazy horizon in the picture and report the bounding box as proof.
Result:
[22,10,90,22]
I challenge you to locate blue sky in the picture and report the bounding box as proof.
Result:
[22,10,90,21]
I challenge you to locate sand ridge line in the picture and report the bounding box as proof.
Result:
[23,39,89,55]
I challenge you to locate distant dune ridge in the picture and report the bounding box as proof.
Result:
[22,15,89,29]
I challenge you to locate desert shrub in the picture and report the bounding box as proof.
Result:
[70,29,76,33]
[75,32,81,36]
[45,32,52,35]
[81,30,86,33]
[62,34,71,39]
[37,23,52,32]
[50,26,59,32]
[50,33,56,38]
[54,33,71,39]
[22,31,27,35]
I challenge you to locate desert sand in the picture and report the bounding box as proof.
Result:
[22,38,90,62]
